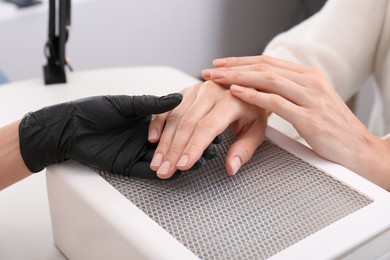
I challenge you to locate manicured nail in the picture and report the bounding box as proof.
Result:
[202,69,211,79]
[230,156,241,175]
[157,161,171,175]
[151,153,163,167]
[177,154,189,167]
[230,85,245,93]
[210,70,226,79]
[213,58,227,67]
[148,128,159,141]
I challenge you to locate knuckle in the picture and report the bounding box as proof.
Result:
[177,116,196,131]
[239,142,255,161]
[231,71,243,81]
[185,142,204,158]
[197,120,220,137]
[247,88,259,101]
[306,75,327,91]
[166,147,182,159]
[166,111,180,122]
[254,63,268,71]
[258,55,271,65]
[269,94,287,110]
[155,138,171,150]
[262,71,278,83]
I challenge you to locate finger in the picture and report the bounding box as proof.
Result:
[202,64,319,87]
[225,116,266,175]
[230,85,303,125]
[175,102,240,171]
[156,81,220,178]
[128,161,181,180]
[212,55,265,67]
[203,63,307,85]
[150,84,201,172]
[213,55,312,73]
[148,112,169,143]
[210,70,308,105]
[148,88,193,143]
[113,93,183,117]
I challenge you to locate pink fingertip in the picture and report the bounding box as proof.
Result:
[230,156,242,175]
[148,128,159,141]
[230,85,245,93]
[150,153,163,168]
[213,58,227,67]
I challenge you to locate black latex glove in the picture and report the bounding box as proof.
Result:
[19,94,184,179]
[191,135,223,170]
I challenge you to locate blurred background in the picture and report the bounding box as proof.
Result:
[0,0,374,126]
[0,0,326,81]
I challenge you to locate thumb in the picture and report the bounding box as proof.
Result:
[112,93,182,117]
[225,119,265,175]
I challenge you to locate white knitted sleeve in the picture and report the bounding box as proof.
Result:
[264,0,388,101]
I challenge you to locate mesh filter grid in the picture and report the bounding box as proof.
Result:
[98,130,372,260]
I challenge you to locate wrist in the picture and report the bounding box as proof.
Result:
[0,121,31,189]
[19,105,71,172]
[349,133,390,191]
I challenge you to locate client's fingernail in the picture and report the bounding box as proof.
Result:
[230,85,245,93]
[230,156,241,175]
[213,58,227,67]
[210,70,226,79]
[148,128,159,141]
[177,154,189,167]
[151,153,163,167]
[157,161,171,175]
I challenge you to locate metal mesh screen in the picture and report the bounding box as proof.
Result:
[98,130,372,260]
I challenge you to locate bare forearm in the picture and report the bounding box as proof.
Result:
[0,120,31,190]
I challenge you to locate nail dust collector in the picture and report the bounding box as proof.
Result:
[46,127,390,260]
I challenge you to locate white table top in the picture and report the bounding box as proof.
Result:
[0,66,199,260]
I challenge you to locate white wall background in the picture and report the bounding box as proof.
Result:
[0,0,311,81]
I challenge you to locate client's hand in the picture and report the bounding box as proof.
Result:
[19,94,182,179]
[204,55,390,190]
[148,81,268,179]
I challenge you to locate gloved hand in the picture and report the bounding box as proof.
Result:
[18,94,184,179]
[18,93,221,179]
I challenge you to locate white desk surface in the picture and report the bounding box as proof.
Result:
[0,66,198,260]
